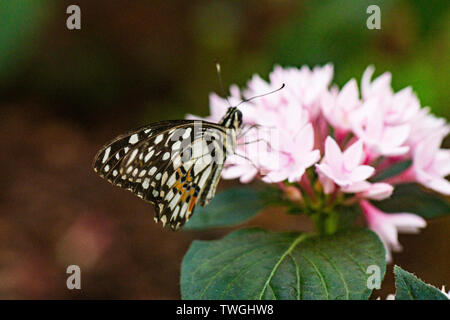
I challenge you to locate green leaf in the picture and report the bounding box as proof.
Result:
[183,187,266,230]
[372,160,412,182]
[376,184,450,219]
[181,228,386,299]
[394,266,449,300]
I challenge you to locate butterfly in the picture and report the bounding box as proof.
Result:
[93,107,243,230]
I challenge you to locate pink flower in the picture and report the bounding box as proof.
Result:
[244,64,333,119]
[361,66,393,100]
[358,183,394,200]
[261,123,321,183]
[362,66,420,125]
[316,137,374,187]
[221,154,259,184]
[351,66,425,159]
[406,107,449,150]
[412,130,450,195]
[386,86,421,125]
[361,200,426,262]
[342,181,393,200]
[194,64,333,184]
[351,99,410,158]
[187,64,447,255]
[321,78,361,133]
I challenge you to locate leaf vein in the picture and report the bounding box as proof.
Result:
[258,234,310,300]
[314,247,349,299]
[198,240,291,299]
[301,253,330,299]
[289,253,301,300]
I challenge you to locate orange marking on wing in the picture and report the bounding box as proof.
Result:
[175,181,183,191]
[181,190,189,202]
[186,169,193,182]
[188,196,197,213]
[181,186,195,202]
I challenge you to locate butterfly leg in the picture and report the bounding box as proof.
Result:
[237,124,261,138]
[232,152,260,172]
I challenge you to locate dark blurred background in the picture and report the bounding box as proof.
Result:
[0,0,448,299]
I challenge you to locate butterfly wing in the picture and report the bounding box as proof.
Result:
[155,126,232,229]
[93,120,233,230]
[93,120,192,202]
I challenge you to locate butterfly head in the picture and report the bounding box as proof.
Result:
[219,107,243,131]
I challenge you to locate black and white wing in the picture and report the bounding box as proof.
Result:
[93,120,233,230]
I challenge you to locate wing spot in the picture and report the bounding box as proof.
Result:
[142,178,150,189]
[172,141,181,150]
[102,147,111,163]
[139,170,147,177]
[172,155,181,169]
[165,189,174,201]
[182,128,191,139]
[161,172,168,184]
[180,202,189,218]
[144,149,155,162]
[171,206,180,221]
[167,172,177,187]
[183,160,193,171]
[169,193,181,210]
[149,166,157,175]
[198,166,212,188]
[127,149,139,165]
[155,134,164,144]
[129,134,139,144]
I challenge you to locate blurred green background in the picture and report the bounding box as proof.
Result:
[0,0,448,299]
[1,0,449,119]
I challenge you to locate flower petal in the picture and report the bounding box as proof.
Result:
[350,165,375,182]
[343,140,364,170]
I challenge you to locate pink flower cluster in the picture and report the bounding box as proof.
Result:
[189,64,449,262]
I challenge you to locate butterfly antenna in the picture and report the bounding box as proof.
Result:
[235,83,285,108]
[215,61,233,108]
